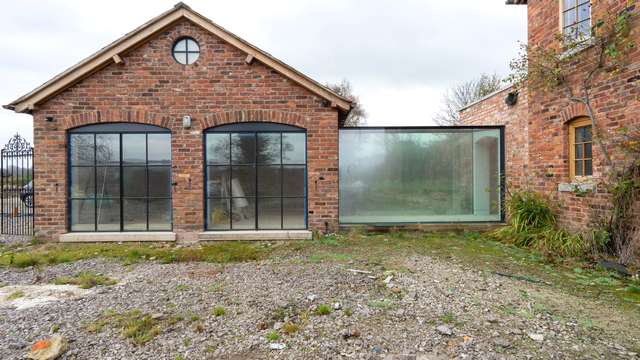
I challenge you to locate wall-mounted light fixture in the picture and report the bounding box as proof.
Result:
[45,116,55,122]
[182,115,192,129]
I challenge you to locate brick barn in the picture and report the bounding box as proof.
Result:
[4,3,352,242]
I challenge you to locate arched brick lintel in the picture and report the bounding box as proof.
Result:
[201,110,309,130]
[63,109,171,130]
[560,102,588,124]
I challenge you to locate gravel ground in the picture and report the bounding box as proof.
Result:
[0,255,639,359]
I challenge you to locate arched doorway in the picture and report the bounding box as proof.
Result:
[68,123,172,232]
[204,122,307,230]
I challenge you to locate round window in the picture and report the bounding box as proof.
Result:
[172,37,200,65]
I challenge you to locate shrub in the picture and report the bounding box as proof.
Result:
[492,190,589,257]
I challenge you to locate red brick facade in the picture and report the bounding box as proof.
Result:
[29,18,341,241]
[461,0,640,232]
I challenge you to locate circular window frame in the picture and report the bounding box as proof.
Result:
[172,36,200,65]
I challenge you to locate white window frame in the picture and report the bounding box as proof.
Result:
[559,0,592,42]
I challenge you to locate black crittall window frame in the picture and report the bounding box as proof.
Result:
[67,123,172,232]
[204,122,308,231]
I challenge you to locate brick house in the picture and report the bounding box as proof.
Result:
[460,0,640,232]
[4,3,352,242]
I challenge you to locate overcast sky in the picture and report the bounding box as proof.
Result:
[0,0,526,145]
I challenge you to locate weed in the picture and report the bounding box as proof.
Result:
[266,330,280,342]
[440,312,456,324]
[176,356,184,360]
[183,338,191,347]
[53,272,116,289]
[367,299,394,310]
[343,308,353,316]
[190,314,200,322]
[208,281,224,293]
[85,310,161,345]
[315,304,332,316]
[175,284,188,291]
[213,306,226,317]
[282,322,299,335]
[6,290,24,301]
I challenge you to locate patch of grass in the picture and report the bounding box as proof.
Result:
[440,312,456,324]
[175,284,189,291]
[282,322,299,335]
[183,338,191,347]
[343,308,353,316]
[367,299,395,310]
[315,304,332,316]
[265,330,280,342]
[6,290,24,301]
[212,306,226,317]
[208,281,224,293]
[0,242,269,269]
[86,310,161,345]
[53,272,117,289]
[189,314,200,322]
[626,284,640,294]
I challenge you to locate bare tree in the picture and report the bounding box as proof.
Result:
[326,79,367,127]
[434,73,503,126]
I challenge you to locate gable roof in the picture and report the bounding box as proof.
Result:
[4,2,352,114]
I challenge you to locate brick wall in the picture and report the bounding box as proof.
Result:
[31,19,340,241]
[461,0,640,234]
[460,87,529,193]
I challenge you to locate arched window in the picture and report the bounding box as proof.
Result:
[568,117,593,179]
[204,122,307,230]
[68,123,172,232]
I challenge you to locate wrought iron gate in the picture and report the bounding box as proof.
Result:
[1,134,34,236]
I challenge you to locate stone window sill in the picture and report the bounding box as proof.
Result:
[59,232,176,243]
[199,230,312,241]
[558,182,596,193]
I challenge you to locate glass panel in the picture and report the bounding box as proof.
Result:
[258,166,281,196]
[71,167,95,198]
[123,199,147,231]
[585,160,593,176]
[207,166,230,197]
[257,133,281,164]
[585,143,592,158]
[258,198,281,229]
[174,52,187,64]
[148,134,171,165]
[149,199,171,230]
[231,133,256,164]
[148,167,171,197]
[564,0,576,10]
[123,167,146,197]
[70,134,94,165]
[283,198,305,229]
[564,24,578,38]
[208,198,231,230]
[96,167,120,197]
[563,9,577,26]
[186,39,199,52]
[123,134,146,164]
[575,144,584,159]
[231,197,256,230]
[576,126,591,143]
[282,133,306,164]
[283,166,305,197]
[339,129,502,223]
[186,52,199,65]
[97,198,120,231]
[577,20,590,39]
[207,133,230,165]
[71,199,95,231]
[96,134,119,165]
[575,160,583,176]
[578,3,590,21]
[174,39,187,52]
[231,166,255,197]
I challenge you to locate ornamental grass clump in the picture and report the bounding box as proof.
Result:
[492,191,588,257]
